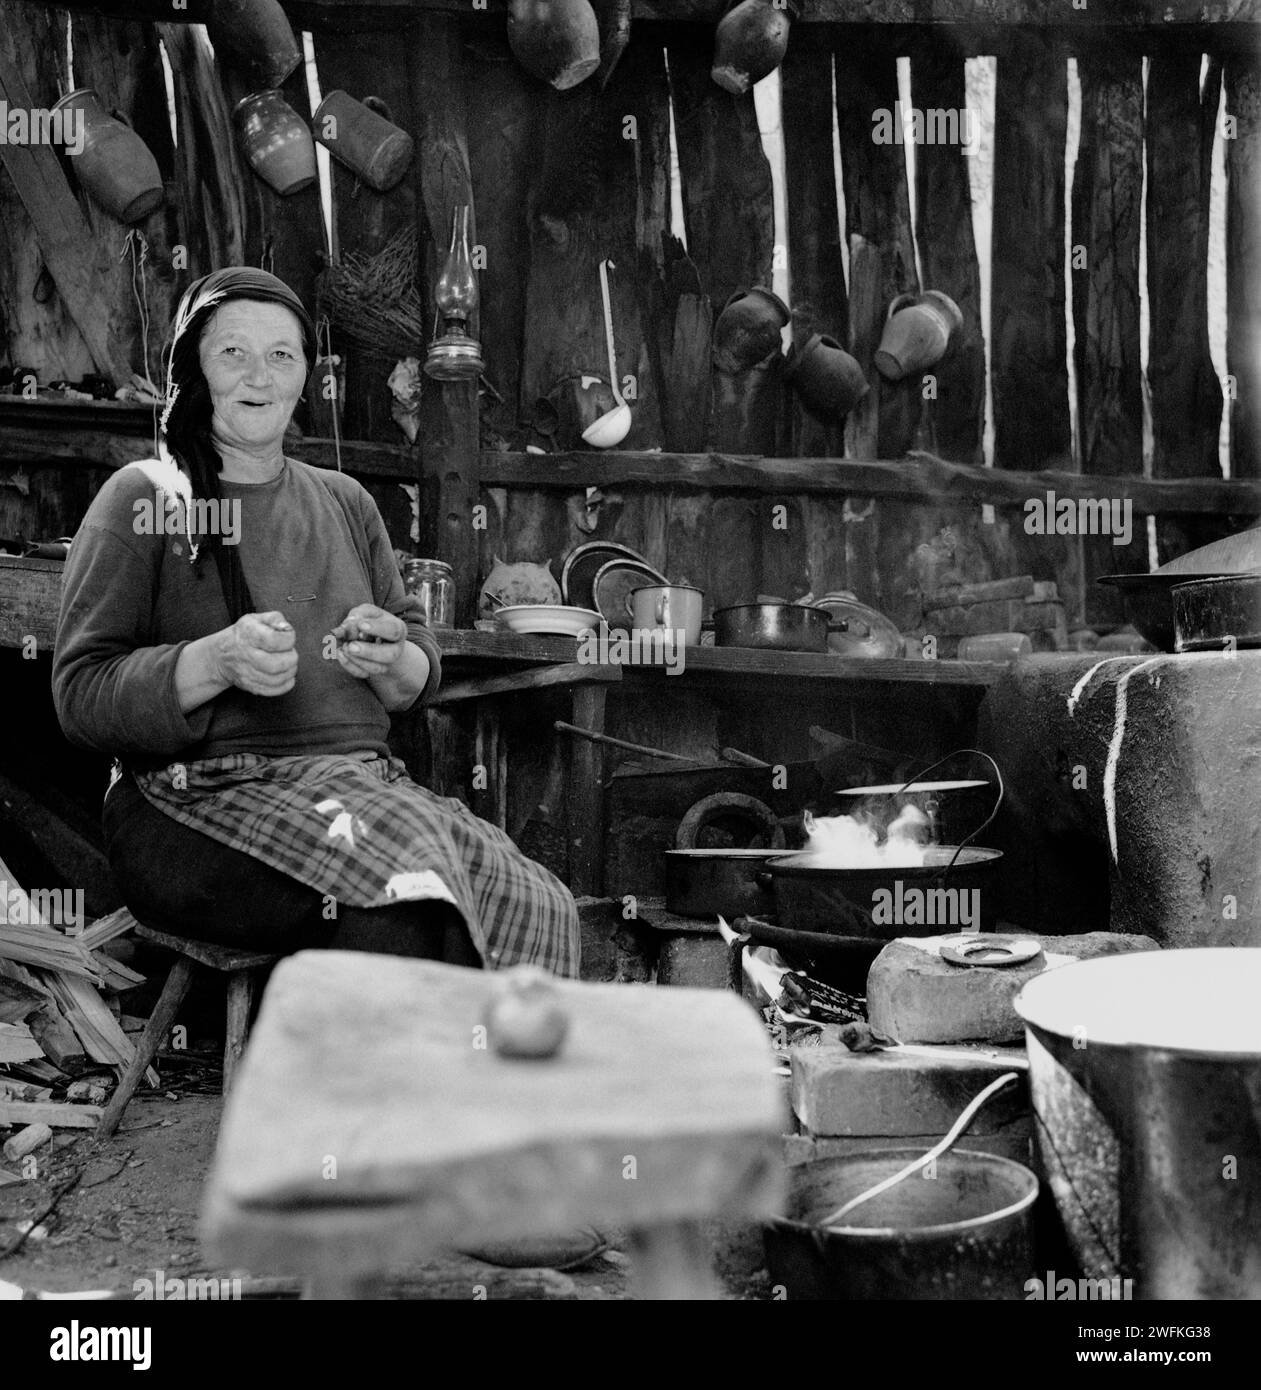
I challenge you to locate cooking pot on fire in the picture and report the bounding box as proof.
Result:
[759,844,1003,937]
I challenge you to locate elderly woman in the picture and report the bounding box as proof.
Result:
[52,267,578,974]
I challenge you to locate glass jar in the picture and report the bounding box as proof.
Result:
[402,558,455,629]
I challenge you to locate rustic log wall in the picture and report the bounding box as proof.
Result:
[0,2,1258,631]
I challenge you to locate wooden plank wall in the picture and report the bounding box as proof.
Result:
[0,4,1256,630]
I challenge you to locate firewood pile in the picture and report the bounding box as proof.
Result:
[0,853,150,1177]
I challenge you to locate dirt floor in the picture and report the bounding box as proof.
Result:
[0,1065,770,1301]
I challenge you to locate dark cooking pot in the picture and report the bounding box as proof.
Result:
[1172,573,1261,651]
[761,846,1003,936]
[711,603,844,653]
[664,848,781,920]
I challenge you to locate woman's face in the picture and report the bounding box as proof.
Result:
[198,300,307,455]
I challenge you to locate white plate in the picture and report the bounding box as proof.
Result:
[493,604,602,637]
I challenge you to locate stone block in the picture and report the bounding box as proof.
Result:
[656,933,732,988]
[790,1042,1029,1136]
[866,931,1159,1044]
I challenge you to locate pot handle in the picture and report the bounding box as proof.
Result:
[896,748,1005,878]
[886,291,918,321]
[825,618,850,632]
[362,95,395,123]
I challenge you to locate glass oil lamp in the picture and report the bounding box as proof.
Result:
[424,204,485,381]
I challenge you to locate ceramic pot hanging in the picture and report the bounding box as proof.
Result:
[233,90,317,196]
[712,0,800,96]
[508,0,602,91]
[785,333,869,416]
[712,286,790,372]
[874,290,963,381]
[313,91,414,192]
[53,89,164,224]
[207,0,302,87]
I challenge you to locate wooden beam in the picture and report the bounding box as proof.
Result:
[34,1,1261,29]
[6,429,1261,515]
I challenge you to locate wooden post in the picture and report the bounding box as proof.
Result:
[1147,44,1226,561]
[1226,51,1261,480]
[1072,49,1146,623]
[566,683,607,897]
[412,14,480,627]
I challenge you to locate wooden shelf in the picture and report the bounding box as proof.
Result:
[3,415,1257,517]
[438,628,1000,689]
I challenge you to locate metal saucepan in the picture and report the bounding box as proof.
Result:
[664,848,782,920]
[759,846,1004,936]
[710,603,846,653]
[1172,573,1261,651]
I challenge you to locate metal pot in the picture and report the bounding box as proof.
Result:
[764,1148,1039,1300]
[663,848,781,920]
[711,603,844,653]
[760,846,1003,936]
[1016,948,1261,1298]
[1172,573,1261,651]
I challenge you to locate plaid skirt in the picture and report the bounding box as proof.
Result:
[131,754,579,977]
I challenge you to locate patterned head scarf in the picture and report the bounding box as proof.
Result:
[159,268,316,620]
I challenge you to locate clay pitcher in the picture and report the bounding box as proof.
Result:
[508,0,601,91]
[874,290,964,381]
[313,92,414,192]
[712,0,799,95]
[208,0,302,87]
[785,333,870,416]
[53,89,164,224]
[233,90,317,196]
[713,286,791,372]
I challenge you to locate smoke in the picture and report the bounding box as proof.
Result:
[802,804,930,869]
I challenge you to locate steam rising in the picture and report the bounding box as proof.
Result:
[802,804,930,869]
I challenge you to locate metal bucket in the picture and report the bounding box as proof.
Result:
[765,1148,1039,1300]
[1015,948,1261,1299]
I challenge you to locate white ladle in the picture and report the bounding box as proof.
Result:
[582,258,631,448]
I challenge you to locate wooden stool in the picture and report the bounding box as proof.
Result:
[98,924,278,1140]
[202,951,785,1298]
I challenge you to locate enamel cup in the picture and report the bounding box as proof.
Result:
[629,585,704,646]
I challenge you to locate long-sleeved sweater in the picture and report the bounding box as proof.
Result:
[51,453,442,767]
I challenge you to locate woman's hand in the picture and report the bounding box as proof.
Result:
[215,611,298,696]
[328,604,408,679]
[330,603,430,712]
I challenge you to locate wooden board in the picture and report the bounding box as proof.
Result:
[0,41,131,382]
[69,10,180,391]
[33,1,1261,30]
[1072,50,1146,623]
[781,33,847,460]
[992,31,1070,469]
[1147,44,1228,564]
[203,951,784,1275]
[1226,51,1261,480]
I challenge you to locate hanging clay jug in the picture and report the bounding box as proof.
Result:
[874,290,964,381]
[313,91,414,193]
[53,89,164,224]
[785,333,870,416]
[712,286,790,372]
[508,0,601,91]
[233,90,317,196]
[712,0,800,96]
[208,0,302,88]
